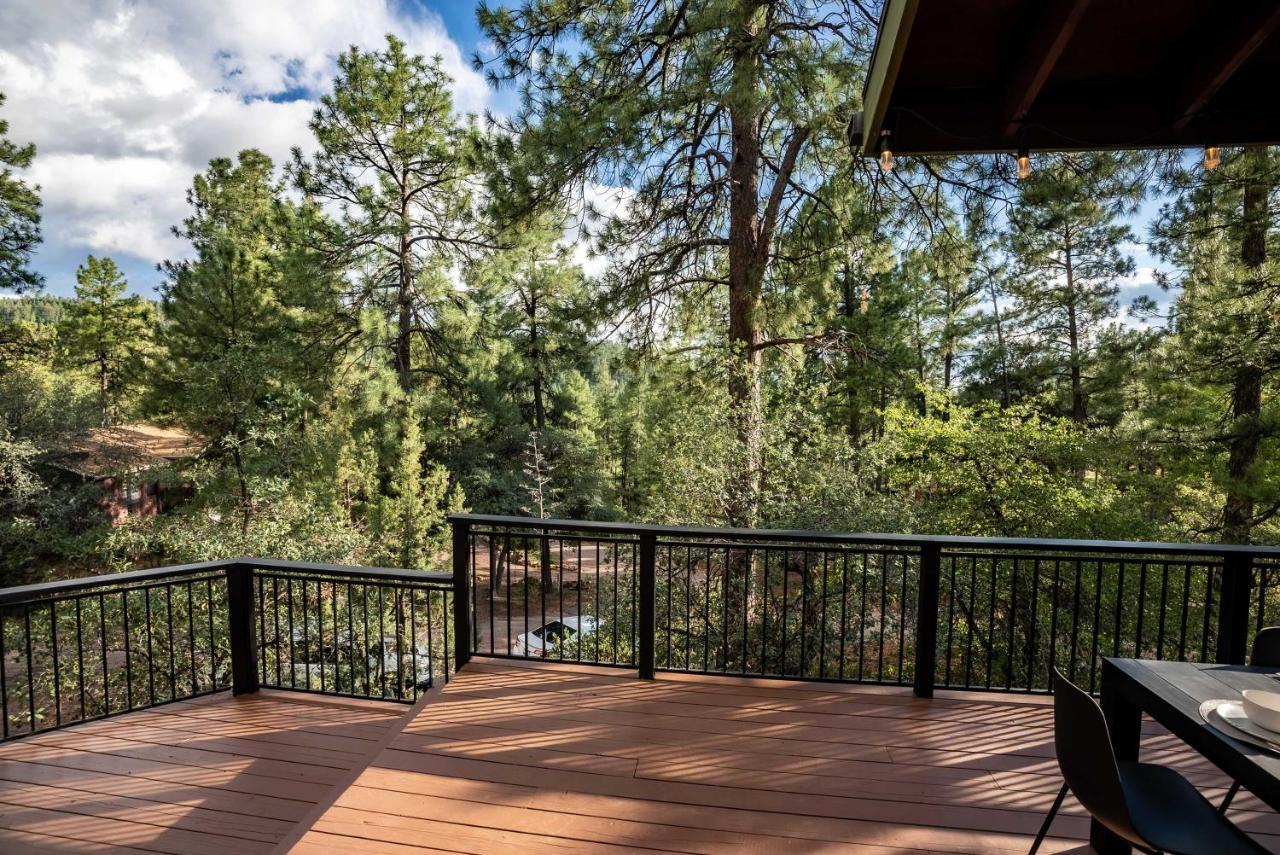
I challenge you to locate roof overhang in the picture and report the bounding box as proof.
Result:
[859,0,1280,156]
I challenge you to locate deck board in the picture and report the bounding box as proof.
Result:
[0,690,406,853]
[0,662,1275,853]
[285,659,1280,854]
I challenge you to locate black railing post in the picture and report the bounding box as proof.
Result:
[226,562,258,695]
[914,542,941,698]
[638,531,656,680]
[452,517,473,673]
[1216,551,1254,665]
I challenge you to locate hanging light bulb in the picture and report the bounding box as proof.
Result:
[1203,145,1221,171]
[877,131,894,172]
[1016,147,1032,180]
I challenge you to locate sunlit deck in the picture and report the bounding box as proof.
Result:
[2,659,1278,854]
[0,690,409,853]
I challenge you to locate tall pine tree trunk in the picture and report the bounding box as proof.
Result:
[987,277,1012,407]
[528,292,546,431]
[1222,145,1271,543]
[1064,244,1086,423]
[396,232,413,395]
[98,354,110,427]
[725,11,765,530]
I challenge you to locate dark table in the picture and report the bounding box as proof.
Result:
[1097,658,1280,853]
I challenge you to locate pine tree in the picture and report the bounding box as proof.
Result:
[1006,153,1141,423]
[0,92,42,293]
[58,256,152,426]
[290,35,485,397]
[479,0,872,526]
[1150,145,1280,542]
[377,401,461,569]
[157,150,307,531]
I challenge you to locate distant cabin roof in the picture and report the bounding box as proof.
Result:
[43,425,205,479]
[857,0,1280,156]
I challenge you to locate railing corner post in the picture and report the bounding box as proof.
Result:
[1216,551,1254,665]
[638,531,657,680]
[914,542,942,699]
[226,561,258,695]
[452,517,473,673]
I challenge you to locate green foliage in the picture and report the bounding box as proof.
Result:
[372,401,464,570]
[58,255,153,425]
[1005,152,1142,423]
[0,92,42,293]
[875,396,1137,539]
[291,34,483,395]
[6,26,1280,596]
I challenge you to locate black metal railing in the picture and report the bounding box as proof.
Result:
[3,518,1275,740]
[0,558,456,742]
[450,514,1280,697]
[250,560,453,702]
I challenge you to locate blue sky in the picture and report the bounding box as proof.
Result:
[0,0,500,300]
[0,0,1167,322]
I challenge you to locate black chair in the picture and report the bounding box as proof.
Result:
[1219,626,1280,813]
[1030,669,1266,855]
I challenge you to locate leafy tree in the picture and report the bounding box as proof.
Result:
[0,420,41,517]
[875,396,1134,539]
[58,255,152,426]
[0,92,42,293]
[291,35,485,396]
[479,0,873,526]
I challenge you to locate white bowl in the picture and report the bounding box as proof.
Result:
[1242,690,1280,733]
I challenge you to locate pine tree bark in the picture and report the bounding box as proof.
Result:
[1064,242,1086,423]
[725,8,766,529]
[98,354,110,427]
[396,226,413,394]
[1222,145,1271,543]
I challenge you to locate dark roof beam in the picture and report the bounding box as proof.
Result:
[1172,3,1280,130]
[1001,0,1093,140]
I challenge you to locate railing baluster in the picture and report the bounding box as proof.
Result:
[0,611,8,739]
[23,605,35,732]
[50,601,62,727]
[76,597,86,720]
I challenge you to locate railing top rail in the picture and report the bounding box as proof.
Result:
[450,513,1280,559]
[0,557,451,606]
[242,558,452,585]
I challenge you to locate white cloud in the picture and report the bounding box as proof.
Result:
[1118,265,1157,290]
[567,183,635,279]
[0,0,491,294]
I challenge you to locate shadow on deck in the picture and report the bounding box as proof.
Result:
[1,659,1277,854]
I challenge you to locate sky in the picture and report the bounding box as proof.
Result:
[0,0,1166,320]
[0,0,504,299]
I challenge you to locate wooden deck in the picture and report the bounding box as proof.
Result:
[0,690,409,853]
[1,661,1278,853]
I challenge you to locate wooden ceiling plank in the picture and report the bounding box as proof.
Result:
[1001,0,1093,139]
[1172,3,1280,130]
[858,0,921,152]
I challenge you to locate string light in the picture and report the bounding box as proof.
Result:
[877,130,894,172]
[1203,145,1221,171]
[1016,147,1032,180]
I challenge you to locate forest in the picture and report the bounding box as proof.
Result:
[1,2,1278,589]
